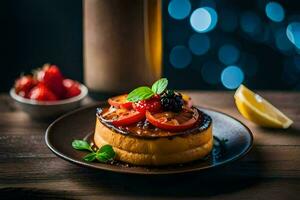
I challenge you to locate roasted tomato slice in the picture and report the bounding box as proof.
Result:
[108,94,132,109]
[101,107,144,126]
[145,108,199,131]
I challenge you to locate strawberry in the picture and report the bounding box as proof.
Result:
[133,96,162,114]
[28,83,58,101]
[63,79,81,98]
[37,64,65,99]
[14,75,37,98]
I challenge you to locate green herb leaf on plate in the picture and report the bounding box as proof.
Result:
[72,140,116,163]
[127,86,154,102]
[96,144,116,162]
[83,152,97,162]
[72,140,93,152]
[99,144,116,158]
[151,78,168,94]
[96,153,112,163]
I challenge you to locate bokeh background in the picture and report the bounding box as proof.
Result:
[1,0,300,92]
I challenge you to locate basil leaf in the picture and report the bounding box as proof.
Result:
[151,78,168,94]
[99,144,116,158]
[83,152,96,162]
[96,153,111,163]
[127,86,154,102]
[96,145,116,162]
[72,140,92,152]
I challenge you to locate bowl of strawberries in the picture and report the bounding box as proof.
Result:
[10,64,88,119]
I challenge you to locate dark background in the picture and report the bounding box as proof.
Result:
[0,0,83,92]
[1,0,300,92]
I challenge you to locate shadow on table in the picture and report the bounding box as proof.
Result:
[257,126,300,136]
[77,145,265,198]
[0,146,265,199]
[0,187,75,200]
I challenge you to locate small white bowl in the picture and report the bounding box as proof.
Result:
[10,84,88,119]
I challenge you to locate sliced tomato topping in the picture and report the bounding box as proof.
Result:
[101,107,144,126]
[146,108,199,131]
[133,96,162,114]
[108,94,132,109]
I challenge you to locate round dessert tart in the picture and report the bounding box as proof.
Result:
[91,78,213,166]
[94,106,213,166]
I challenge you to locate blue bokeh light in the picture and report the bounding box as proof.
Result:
[265,2,285,22]
[190,7,218,33]
[188,33,210,55]
[201,61,222,85]
[221,66,244,89]
[275,28,293,52]
[218,44,240,65]
[219,9,238,32]
[169,45,192,69]
[168,0,191,20]
[190,8,211,32]
[240,11,261,35]
[205,7,218,31]
[286,22,300,49]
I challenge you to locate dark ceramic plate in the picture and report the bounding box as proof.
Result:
[45,102,253,175]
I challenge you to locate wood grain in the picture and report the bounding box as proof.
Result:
[0,92,299,199]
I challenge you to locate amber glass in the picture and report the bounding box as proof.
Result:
[84,0,162,93]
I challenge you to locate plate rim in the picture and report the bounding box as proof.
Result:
[45,102,253,175]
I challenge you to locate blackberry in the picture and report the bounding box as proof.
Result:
[160,90,184,112]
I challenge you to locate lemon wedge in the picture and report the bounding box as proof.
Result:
[234,85,293,128]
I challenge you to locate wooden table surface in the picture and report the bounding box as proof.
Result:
[0,92,299,199]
